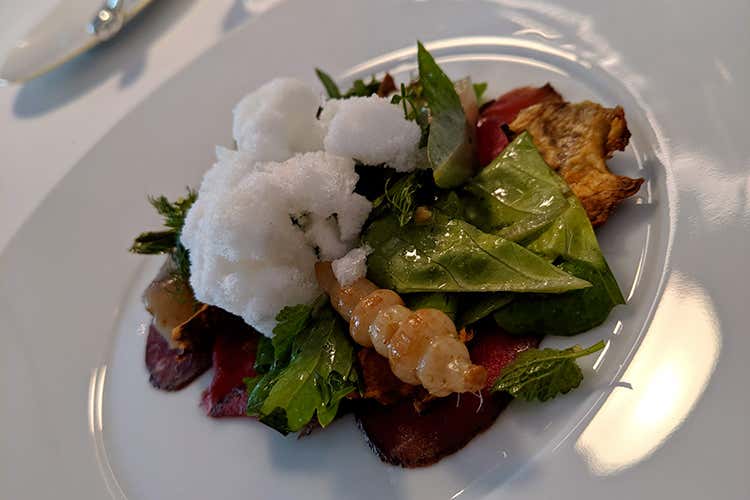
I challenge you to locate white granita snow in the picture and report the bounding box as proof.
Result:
[321,96,421,172]
[181,151,371,336]
[332,246,372,287]
[232,78,324,161]
[182,79,425,335]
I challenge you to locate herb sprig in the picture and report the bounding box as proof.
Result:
[491,341,605,402]
[130,188,197,281]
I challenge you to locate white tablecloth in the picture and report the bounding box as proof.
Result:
[0,0,271,252]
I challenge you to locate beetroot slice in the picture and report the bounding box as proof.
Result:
[355,329,540,467]
[145,323,213,391]
[202,329,260,417]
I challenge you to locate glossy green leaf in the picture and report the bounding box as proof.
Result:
[403,292,460,321]
[493,260,624,336]
[417,41,475,188]
[364,214,590,294]
[246,302,357,434]
[463,132,569,239]
[456,293,513,327]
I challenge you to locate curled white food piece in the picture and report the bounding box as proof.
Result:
[315,262,487,397]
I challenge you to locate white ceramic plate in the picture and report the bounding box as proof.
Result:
[2,1,748,499]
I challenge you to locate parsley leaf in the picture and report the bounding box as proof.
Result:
[491,341,605,402]
[246,300,358,435]
[130,188,197,281]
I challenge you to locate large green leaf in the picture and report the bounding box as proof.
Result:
[463,132,569,240]
[493,259,625,336]
[363,213,590,294]
[417,42,475,188]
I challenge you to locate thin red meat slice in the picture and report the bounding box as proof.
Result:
[202,329,260,418]
[480,84,562,125]
[355,328,540,467]
[145,323,213,391]
[477,84,562,167]
[476,116,510,167]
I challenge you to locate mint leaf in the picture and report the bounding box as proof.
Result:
[491,341,605,401]
[417,41,475,188]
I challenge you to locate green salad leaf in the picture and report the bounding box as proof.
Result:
[463,132,569,240]
[456,293,513,327]
[492,340,605,401]
[246,300,358,434]
[417,41,476,188]
[130,188,197,281]
[473,82,488,103]
[363,213,590,294]
[402,292,460,321]
[315,68,383,100]
[315,68,342,99]
[493,260,624,336]
[460,133,625,333]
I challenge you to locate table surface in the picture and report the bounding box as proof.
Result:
[0,0,274,252]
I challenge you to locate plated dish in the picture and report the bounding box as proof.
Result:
[131,42,643,466]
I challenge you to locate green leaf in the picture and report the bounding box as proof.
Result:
[380,173,420,226]
[253,337,274,374]
[491,340,605,401]
[417,41,475,188]
[246,302,357,435]
[315,68,341,99]
[343,76,381,98]
[271,303,313,363]
[363,213,590,294]
[525,196,609,271]
[456,293,513,327]
[130,230,177,255]
[461,132,625,323]
[316,68,382,100]
[402,292,460,321]
[473,82,488,102]
[493,260,624,336]
[130,188,197,282]
[462,132,569,239]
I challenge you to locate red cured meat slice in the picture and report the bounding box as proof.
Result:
[145,323,213,391]
[202,329,260,418]
[480,84,562,125]
[477,84,562,167]
[355,329,540,467]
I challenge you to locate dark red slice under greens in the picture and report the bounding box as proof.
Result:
[145,323,213,391]
[355,327,539,467]
[202,328,261,417]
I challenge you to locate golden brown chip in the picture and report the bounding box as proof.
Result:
[510,100,643,227]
